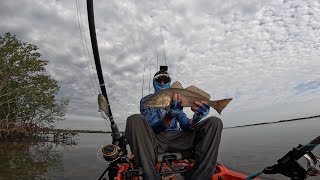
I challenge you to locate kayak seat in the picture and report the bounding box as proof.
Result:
[155,152,195,179]
[156,152,194,163]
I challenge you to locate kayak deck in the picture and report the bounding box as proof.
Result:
[116,161,258,180]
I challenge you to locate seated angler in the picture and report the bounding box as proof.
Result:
[125,66,223,180]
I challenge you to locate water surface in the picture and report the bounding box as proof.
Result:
[0,118,319,180]
[219,117,320,180]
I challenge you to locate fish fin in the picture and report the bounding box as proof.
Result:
[101,107,110,117]
[209,98,232,114]
[170,81,183,89]
[185,86,211,99]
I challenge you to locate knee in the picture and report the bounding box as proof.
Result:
[127,114,143,123]
[126,114,144,126]
[206,116,223,129]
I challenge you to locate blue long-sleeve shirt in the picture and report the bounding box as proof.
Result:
[140,95,193,134]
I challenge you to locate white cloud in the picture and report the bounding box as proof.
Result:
[1,0,319,130]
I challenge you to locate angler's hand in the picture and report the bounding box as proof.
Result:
[164,93,183,119]
[191,101,210,124]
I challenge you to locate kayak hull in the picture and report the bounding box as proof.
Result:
[214,165,250,179]
[116,161,259,180]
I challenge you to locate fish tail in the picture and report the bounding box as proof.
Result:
[209,98,232,114]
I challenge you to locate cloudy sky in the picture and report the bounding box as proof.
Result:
[1,0,320,131]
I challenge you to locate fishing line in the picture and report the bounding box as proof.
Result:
[149,57,152,94]
[160,26,167,66]
[132,0,150,98]
[77,0,101,93]
[156,47,159,71]
[141,58,148,98]
[96,148,104,162]
[96,146,112,164]
[100,112,109,121]
[75,0,99,95]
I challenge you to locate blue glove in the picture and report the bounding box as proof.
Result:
[192,103,210,123]
[165,100,183,119]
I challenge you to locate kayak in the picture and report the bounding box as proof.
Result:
[99,135,320,180]
[116,160,257,180]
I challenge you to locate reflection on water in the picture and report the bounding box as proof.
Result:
[0,118,319,180]
[0,138,77,180]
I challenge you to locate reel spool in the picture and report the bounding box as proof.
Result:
[101,144,119,161]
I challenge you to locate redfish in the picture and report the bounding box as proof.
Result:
[144,81,232,114]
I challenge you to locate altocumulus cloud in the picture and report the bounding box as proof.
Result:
[0,0,319,130]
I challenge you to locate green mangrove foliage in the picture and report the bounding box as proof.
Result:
[0,32,69,137]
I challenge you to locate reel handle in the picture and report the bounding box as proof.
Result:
[304,152,320,176]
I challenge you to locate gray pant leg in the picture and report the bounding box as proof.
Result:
[155,116,223,180]
[156,131,195,153]
[191,116,223,180]
[125,114,162,180]
[125,115,222,180]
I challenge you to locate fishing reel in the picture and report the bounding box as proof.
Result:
[304,152,320,176]
[101,135,129,162]
[101,144,120,161]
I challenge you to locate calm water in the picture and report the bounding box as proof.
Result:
[219,117,320,180]
[0,117,319,180]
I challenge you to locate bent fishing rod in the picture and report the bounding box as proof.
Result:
[86,0,120,144]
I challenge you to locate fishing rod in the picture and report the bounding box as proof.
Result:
[87,2,132,179]
[86,0,120,144]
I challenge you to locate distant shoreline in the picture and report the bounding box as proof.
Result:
[56,115,320,133]
[224,115,320,129]
[52,129,113,134]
